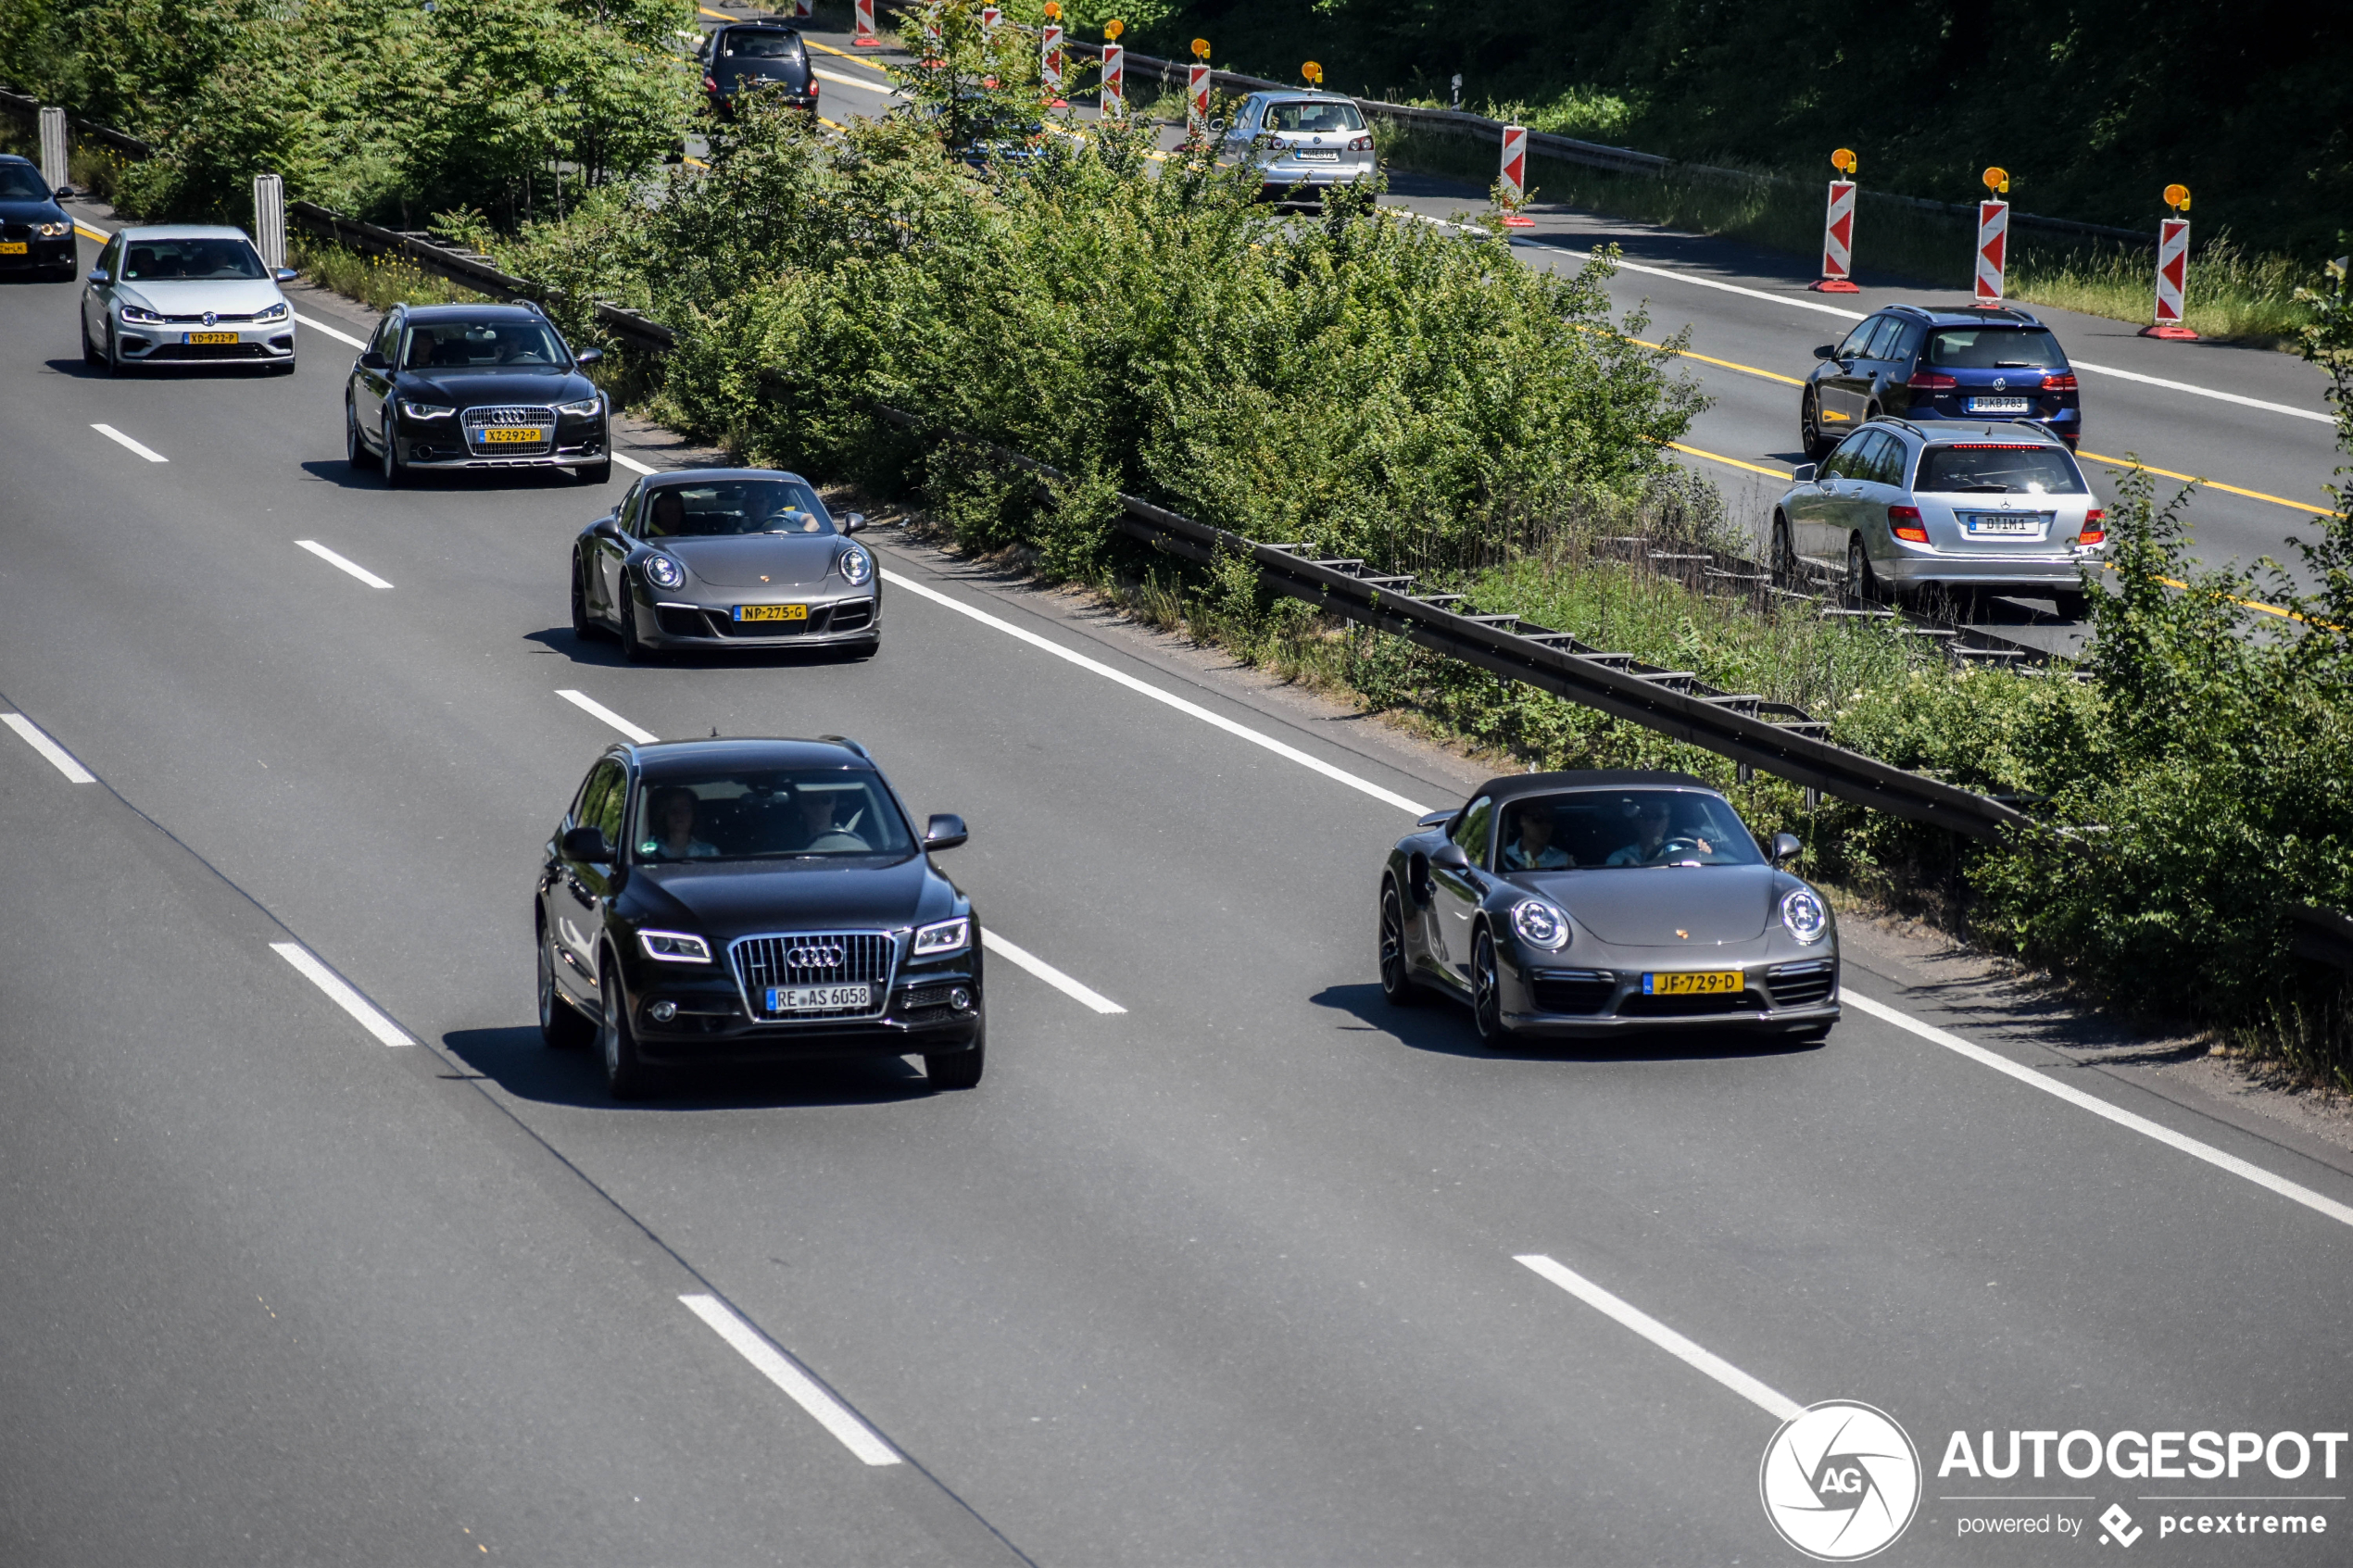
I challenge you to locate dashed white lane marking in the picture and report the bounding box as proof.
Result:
[557,689,659,744]
[292,312,367,348]
[91,423,168,463]
[612,452,659,476]
[1842,991,2353,1230]
[2,713,97,783]
[1516,1254,1804,1422]
[981,929,1126,1014]
[678,1294,902,1465]
[296,539,394,589]
[270,942,415,1046]
[880,570,1432,816]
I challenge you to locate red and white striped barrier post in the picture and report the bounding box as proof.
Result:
[1041,24,1064,105]
[1186,38,1211,133]
[1100,26,1126,119]
[1497,124,1535,226]
[1973,167,2010,304]
[791,0,812,17]
[851,0,880,46]
[2143,184,2197,340]
[1810,147,1860,293]
[981,6,1000,31]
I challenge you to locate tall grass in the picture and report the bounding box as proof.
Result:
[286,234,486,310]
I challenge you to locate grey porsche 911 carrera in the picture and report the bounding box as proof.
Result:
[1378,771,1840,1047]
[573,468,879,659]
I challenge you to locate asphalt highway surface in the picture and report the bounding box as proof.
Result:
[5,203,2352,1564]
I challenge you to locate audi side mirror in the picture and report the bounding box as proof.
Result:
[359,349,388,370]
[575,346,604,366]
[840,511,866,535]
[561,825,615,863]
[1813,344,1836,360]
[87,267,108,285]
[1790,463,1818,484]
[1770,832,1803,866]
[274,267,298,282]
[1431,841,1471,872]
[923,813,968,850]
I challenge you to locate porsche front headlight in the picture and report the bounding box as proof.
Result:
[644,554,686,589]
[1780,888,1830,945]
[838,546,873,586]
[1510,898,1571,951]
[912,916,970,956]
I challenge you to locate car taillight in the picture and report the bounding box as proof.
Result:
[1909,370,1957,391]
[2041,372,2078,391]
[704,75,718,93]
[1888,505,1930,543]
[809,77,819,94]
[2078,508,2106,546]
[1348,134,1372,151]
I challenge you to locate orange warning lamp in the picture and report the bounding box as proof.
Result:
[2163,183,2191,213]
[1190,37,1210,60]
[1982,166,2010,195]
[1042,1,1059,17]
[1103,18,1123,40]
[1831,148,1856,176]
[1302,60,1323,85]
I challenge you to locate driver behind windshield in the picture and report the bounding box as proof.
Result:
[1606,796,1721,865]
[638,480,835,538]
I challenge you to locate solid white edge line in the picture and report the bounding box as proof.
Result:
[678,1294,902,1465]
[1842,991,2353,1230]
[980,929,1126,1014]
[270,942,415,1046]
[291,311,368,348]
[296,539,394,589]
[2066,360,2334,424]
[1,713,97,783]
[556,688,659,744]
[1515,1254,1805,1423]
[612,451,659,475]
[880,569,1432,817]
[91,423,168,463]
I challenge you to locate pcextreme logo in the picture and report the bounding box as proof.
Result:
[1760,1400,1923,1561]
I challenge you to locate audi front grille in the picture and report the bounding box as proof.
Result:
[460,404,558,457]
[730,931,898,1022]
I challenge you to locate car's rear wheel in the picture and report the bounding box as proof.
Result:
[1844,535,1881,609]
[538,923,593,1049]
[598,960,653,1100]
[1471,928,1517,1049]
[926,1019,985,1090]
[1801,391,1831,459]
[1378,880,1419,1006]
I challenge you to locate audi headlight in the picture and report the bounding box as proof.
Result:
[555,395,602,418]
[1510,898,1571,951]
[36,220,70,238]
[912,916,970,956]
[398,399,455,420]
[1780,888,1830,945]
[643,554,686,589]
[839,546,873,585]
[119,304,164,325]
[638,929,712,963]
[254,301,289,322]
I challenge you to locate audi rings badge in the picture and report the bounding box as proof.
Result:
[787,944,847,969]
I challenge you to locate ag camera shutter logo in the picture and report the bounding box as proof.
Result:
[1760,1400,1922,1561]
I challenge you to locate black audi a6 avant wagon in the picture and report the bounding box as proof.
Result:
[536,736,983,1098]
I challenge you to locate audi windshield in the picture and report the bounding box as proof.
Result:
[632,770,915,861]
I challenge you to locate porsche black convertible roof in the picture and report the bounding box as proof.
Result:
[1469,769,1717,806]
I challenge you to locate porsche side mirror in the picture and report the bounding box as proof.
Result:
[359,349,388,370]
[840,511,866,535]
[561,825,615,863]
[274,267,298,282]
[1790,463,1817,484]
[923,813,968,850]
[1813,344,1836,360]
[1430,841,1471,872]
[1770,832,1803,866]
[87,267,108,285]
[575,346,604,366]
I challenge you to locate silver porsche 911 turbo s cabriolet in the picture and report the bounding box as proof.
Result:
[1378,770,1840,1047]
[573,468,879,660]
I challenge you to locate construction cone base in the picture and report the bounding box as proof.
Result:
[1808,280,1861,294]
[2139,324,2201,340]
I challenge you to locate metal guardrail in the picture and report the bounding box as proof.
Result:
[0,84,153,159]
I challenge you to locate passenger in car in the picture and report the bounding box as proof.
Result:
[643,785,719,859]
[1501,807,1573,871]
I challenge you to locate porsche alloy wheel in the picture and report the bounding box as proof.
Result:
[616,588,648,663]
[1472,928,1515,1048]
[1378,880,1418,1006]
[571,555,599,643]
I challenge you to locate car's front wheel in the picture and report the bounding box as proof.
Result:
[105,321,122,378]
[571,555,601,643]
[1801,390,1831,459]
[1770,515,1799,589]
[380,410,404,487]
[346,398,376,474]
[538,923,593,1049]
[1378,879,1419,1006]
[1471,928,1518,1049]
[598,959,653,1100]
[616,588,648,663]
[926,1018,985,1090]
[81,312,102,367]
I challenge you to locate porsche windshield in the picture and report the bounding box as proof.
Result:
[638,479,834,538]
[1496,790,1762,870]
[633,770,914,861]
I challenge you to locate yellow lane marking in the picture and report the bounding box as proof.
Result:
[1629,334,1805,386]
[2096,561,2301,621]
[2077,450,2344,520]
[74,221,110,241]
[807,38,892,67]
[1664,440,1792,481]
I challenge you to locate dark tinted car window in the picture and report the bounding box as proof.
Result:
[0,164,52,201]
[1514,791,1763,869]
[724,28,802,56]
[1862,316,1906,360]
[122,237,265,281]
[1917,444,2087,495]
[404,320,568,370]
[1267,99,1365,132]
[1824,432,1873,479]
[1452,797,1493,862]
[639,479,833,538]
[1835,318,1881,358]
[1925,327,2067,370]
[1865,431,1910,487]
[631,770,914,860]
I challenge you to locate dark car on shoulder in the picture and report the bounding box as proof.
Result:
[0,155,76,281]
[703,23,819,118]
[345,300,611,485]
[1801,303,2080,458]
[536,736,983,1099]
[573,468,880,660]
[1378,771,1839,1049]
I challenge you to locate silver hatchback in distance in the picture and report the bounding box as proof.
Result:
[1770,419,2108,619]
[80,225,298,374]
[1222,92,1376,202]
